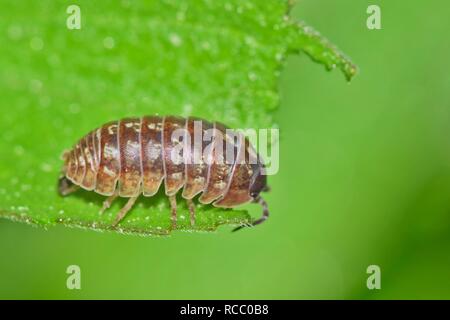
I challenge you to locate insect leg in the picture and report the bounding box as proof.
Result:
[112,196,138,226]
[169,195,177,229]
[232,196,269,232]
[100,191,119,214]
[187,198,196,227]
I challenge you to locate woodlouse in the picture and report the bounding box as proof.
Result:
[58,115,269,231]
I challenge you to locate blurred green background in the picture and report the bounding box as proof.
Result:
[1,0,449,299]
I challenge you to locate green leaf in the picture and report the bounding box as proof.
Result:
[289,21,358,81]
[0,0,356,236]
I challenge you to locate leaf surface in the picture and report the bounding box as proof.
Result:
[0,0,356,235]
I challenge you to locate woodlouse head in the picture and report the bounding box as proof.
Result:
[249,165,269,199]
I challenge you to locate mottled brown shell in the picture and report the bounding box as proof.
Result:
[62,115,264,208]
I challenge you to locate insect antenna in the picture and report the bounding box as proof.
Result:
[232,196,269,232]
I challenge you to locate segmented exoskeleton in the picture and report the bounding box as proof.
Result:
[59,115,269,231]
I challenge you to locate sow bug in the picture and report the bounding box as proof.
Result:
[58,115,270,231]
